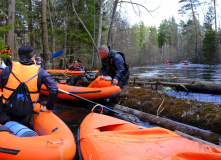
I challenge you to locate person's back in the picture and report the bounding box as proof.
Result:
[0,45,58,125]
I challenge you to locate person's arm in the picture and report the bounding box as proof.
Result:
[113,54,125,81]
[0,66,11,90]
[101,59,108,76]
[38,70,58,110]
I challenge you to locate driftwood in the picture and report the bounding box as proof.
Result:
[113,104,219,144]
[129,76,221,94]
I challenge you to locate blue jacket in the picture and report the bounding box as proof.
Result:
[101,46,129,81]
[0,59,58,110]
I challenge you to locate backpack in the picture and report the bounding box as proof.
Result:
[67,71,98,87]
[5,68,41,117]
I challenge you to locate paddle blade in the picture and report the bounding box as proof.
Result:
[40,53,44,59]
[50,50,63,59]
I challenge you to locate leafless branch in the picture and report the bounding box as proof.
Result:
[0,9,8,19]
[119,0,160,17]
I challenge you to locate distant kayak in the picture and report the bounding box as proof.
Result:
[78,112,221,160]
[181,60,189,65]
[165,62,173,65]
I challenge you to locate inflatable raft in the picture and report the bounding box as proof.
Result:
[40,76,121,101]
[47,69,99,76]
[78,112,221,160]
[0,103,76,160]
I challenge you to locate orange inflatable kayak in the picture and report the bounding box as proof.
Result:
[0,103,76,160]
[40,76,121,101]
[47,69,99,76]
[78,112,221,160]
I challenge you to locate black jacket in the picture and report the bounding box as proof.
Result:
[0,59,58,110]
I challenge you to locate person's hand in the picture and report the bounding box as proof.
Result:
[40,106,50,112]
[112,79,118,85]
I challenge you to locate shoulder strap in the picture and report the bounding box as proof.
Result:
[24,68,42,83]
[10,67,42,84]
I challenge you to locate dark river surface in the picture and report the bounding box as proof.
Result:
[51,63,221,159]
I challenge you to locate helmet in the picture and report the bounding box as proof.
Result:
[36,57,41,61]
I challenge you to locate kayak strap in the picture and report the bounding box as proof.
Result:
[91,104,103,114]
[0,126,13,134]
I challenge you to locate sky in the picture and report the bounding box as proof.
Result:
[120,0,221,28]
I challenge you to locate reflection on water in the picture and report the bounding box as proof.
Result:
[130,63,221,105]
[51,99,91,160]
[130,63,221,82]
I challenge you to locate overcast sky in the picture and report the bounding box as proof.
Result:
[119,0,221,28]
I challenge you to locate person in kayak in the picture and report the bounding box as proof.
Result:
[36,57,47,70]
[0,45,58,125]
[98,45,129,88]
[69,60,84,71]
[0,45,12,66]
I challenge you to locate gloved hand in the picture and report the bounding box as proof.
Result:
[112,79,118,85]
[40,106,50,112]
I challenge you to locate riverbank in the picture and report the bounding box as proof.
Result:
[109,84,221,142]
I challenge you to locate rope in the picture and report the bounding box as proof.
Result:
[91,104,103,114]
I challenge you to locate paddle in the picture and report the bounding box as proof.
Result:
[41,50,63,61]
[58,88,122,114]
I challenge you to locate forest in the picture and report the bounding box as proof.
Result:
[0,0,220,70]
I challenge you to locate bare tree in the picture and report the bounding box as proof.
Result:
[93,0,105,69]
[6,0,15,57]
[107,0,158,46]
[48,0,55,68]
[28,0,34,47]
[42,0,51,68]
[213,0,218,63]
[71,0,100,68]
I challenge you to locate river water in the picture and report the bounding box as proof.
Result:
[130,63,221,82]
[130,63,221,105]
[51,63,221,159]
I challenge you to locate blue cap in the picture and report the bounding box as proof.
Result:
[18,45,35,59]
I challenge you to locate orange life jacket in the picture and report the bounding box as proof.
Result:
[2,61,41,104]
[71,61,81,68]
[1,48,11,54]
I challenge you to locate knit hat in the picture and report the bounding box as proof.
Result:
[18,45,35,59]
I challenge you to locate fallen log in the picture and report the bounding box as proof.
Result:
[113,104,219,144]
[129,76,221,94]
[174,130,221,148]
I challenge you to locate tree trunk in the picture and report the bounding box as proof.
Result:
[28,0,34,47]
[63,15,68,69]
[113,104,219,144]
[214,0,218,64]
[6,0,15,57]
[107,0,119,46]
[190,0,203,63]
[72,0,100,68]
[41,0,51,68]
[93,0,104,69]
[48,0,55,69]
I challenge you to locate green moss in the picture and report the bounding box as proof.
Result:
[112,86,221,134]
